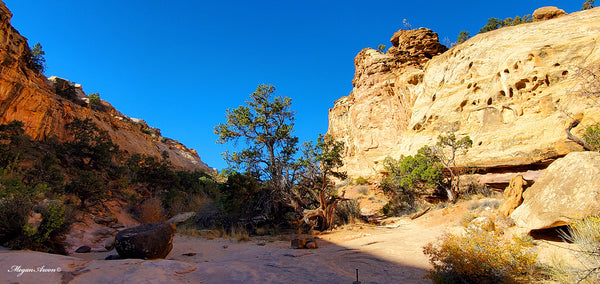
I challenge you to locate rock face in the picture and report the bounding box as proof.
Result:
[328,7,600,178]
[511,151,600,231]
[114,223,175,259]
[0,2,211,173]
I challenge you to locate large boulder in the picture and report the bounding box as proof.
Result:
[511,152,600,231]
[533,6,567,21]
[114,223,175,259]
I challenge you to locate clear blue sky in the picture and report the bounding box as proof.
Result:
[2,0,583,170]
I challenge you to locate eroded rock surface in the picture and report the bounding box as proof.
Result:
[329,7,600,178]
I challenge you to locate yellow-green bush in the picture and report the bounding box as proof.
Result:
[423,230,537,283]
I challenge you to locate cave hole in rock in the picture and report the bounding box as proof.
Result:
[532,76,538,82]
[504,69,510,74]
[496,72,501,77]
[499,90,506,97]
[467,83,472,89]
[487,97,493,105]
[432,94,436,102]
[478,141,483,146]
[554,63,561,67]
[513,62,519,70]
[562,70,568,76]
[530,225,572,242]
[515,79,528,90]
[509,88,514,98]
[468,62,473,69]
[460,100,468,108]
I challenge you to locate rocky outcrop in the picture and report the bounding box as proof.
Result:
[328,7,600,178]
[0,2,211,173]
[511,151,600,231]
[114,223,175,259]
[498,175,529,217]
[533,6,567,21]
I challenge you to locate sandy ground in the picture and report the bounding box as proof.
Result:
[0,199,581,284]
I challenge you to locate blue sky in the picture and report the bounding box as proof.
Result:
[3,0,583,170]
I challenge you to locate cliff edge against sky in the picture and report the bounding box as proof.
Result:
[328,7,600,178]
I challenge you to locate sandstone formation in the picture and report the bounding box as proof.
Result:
[0,2,211,172]
[498,175,528,217]
[533,6,567,21]
[511,151,600,231]
[328,7,600,178]
[114,222,176,259]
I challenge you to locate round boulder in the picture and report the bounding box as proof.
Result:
[511,152,600,231]
[114,223,176,259]
[533,6,567,21]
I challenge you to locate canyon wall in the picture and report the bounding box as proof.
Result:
[0,2,211,173]
[329,7,600,178]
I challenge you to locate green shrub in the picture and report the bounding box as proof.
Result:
[380,147,443,216]
[355,176,369,185]
[0,195,32,245]
[479,15,532,33]
[64,169,106,208]
[29,43,46,73]
[423,230,537,283]
[456,31,470,44]
[583,0,595,10]
[584,125,600,151]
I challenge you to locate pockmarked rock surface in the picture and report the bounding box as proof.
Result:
[328,7,600,178]
[115,223,176,259]
[511,151,600,231]
[0,1,211,172]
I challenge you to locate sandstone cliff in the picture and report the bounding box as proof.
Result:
[328,7,600,178]
[0,2,211,172]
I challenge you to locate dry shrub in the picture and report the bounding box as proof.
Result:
[334,199,361,226]
[550,217,600,283]
[423,229,537,283]
[138,198,165,223]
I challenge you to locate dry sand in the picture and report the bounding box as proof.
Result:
[0,200,579,283]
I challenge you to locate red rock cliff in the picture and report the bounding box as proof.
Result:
[0,2,211,173]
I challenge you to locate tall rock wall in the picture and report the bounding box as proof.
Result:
[329,7,600,178]
[0,2,211,173]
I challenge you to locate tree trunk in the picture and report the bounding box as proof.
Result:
[566,120,595,151]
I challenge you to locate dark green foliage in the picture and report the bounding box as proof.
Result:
[53,78,79,101]
[64,169,106,208]
[62,118,119,170]
[377,44,386,53]
[88,93,101,110]
[29,43,46,73]
[584,124,600,151]
[479,15,532,33]
[215,84,299,219]
[219,172,266,219]
[456,31,470,44]
[0,195,32,245]
[583,0,595,10]
[380,147,443,216]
